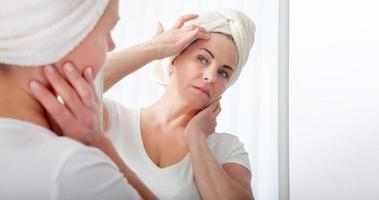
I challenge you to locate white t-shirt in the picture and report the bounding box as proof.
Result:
[0,118,140,200]
[105,98,251,200]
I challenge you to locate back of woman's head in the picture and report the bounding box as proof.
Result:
[0,0,110,67]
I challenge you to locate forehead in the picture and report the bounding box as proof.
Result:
[187,33,238,68]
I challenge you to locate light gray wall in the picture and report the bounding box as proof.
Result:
[290,0,379,199]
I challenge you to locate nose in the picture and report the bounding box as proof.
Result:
[203,67,217,83]
[107,34,116,52]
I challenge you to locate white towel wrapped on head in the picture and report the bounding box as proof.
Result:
[151,8,256,87]
[0,0,109,67]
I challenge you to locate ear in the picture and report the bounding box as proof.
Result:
[168,58,176,76]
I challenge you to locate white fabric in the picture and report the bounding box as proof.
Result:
[104,98,251,199]
[0,0,109,66]
[150,8,256,87]
[0,118,140,200]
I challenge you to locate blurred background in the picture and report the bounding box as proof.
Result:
[104,0,379,199]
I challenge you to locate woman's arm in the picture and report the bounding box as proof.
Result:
[185,101,254,200]
[104,14,210,92]
[102,14,209,129]
[103,42,157,92]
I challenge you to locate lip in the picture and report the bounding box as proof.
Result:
[192,86,210,97]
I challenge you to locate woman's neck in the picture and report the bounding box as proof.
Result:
[0,66,51,130]
[143,91,200,130]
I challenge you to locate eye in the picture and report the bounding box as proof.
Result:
[218,69,229,79]
[197,56,208,65]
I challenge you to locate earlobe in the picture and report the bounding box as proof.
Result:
[168,61,175,76]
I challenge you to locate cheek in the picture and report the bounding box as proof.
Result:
[88,36,108,76]
[212,85,227,100]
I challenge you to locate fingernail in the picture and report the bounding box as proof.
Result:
[45,65,55,74]
[64,62,74,72]
[30,81,40,90]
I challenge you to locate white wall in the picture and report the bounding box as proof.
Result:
[290,0,379,199]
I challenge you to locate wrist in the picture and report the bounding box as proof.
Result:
[87,133,109,148]
[185,129,207,143]
[140,40,162,60]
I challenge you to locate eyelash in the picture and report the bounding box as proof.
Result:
[218,69,229,79]
[197,55,229,79]
[198,55,208,65]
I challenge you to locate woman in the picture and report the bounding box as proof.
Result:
[0,0,207,199]
[0,0,139,198]
[105,9,256,200]
[34,9,256,199]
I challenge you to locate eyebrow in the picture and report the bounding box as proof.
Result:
[200,48,234,72]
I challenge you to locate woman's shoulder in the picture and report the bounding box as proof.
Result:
[103,98,140,129]
[104,98,138,115]
[207,132,242,157]
[207,132,251,170]
[208,132,240,145]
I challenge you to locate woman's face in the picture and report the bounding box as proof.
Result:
[57,0,119,79]
[168,33,238,109]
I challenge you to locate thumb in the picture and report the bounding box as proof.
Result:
[205,99,220,112]
[155,22,164,36]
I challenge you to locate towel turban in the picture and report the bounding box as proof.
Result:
[0,0,109,67]
[151,8,256,87]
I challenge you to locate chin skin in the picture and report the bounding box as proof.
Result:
[184,95,209,111]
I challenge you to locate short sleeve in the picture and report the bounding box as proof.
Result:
[50,147,140,200]
[103,98,121,134]
[103,98,126,149]
[223,136,251,172]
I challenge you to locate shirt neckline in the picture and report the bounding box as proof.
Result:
[135,108,190,173]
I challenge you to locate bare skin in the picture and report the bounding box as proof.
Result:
[31,14,254,200]
[29,14,210,200]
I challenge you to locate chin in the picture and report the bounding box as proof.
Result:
[186,96,209,110]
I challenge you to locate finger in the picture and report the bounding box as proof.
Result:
[183,24,208,34]
[83,67,100,104]
[208,96,221,106]
[155,22,164,35]
[43,65,85,116]
[47,113,63,136]
[179,28,210,49]
[196,26,210,38]
[204,99,220,113]
[211,101,220,112]
[171,14,199,29]
[62,63,96,109]
[182,25,210,40]
[214,103,222,116]
[29,80,76,131]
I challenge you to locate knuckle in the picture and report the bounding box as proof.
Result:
[51,104,65,116]
[63,91,75,103]
[83,115,98,128]
[83,116,93,126]
[82,90,93,100]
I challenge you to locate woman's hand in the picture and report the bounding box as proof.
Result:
[29,62,104,145]
[30,63,159,199]
[148,14,210,60]
[185,100,221,140]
